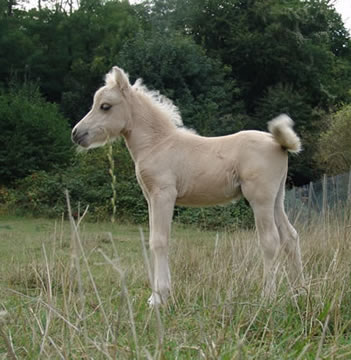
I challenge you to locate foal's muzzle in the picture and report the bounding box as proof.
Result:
[71,128,89,147]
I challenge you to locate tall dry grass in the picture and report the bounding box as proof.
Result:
[1,201,351,358]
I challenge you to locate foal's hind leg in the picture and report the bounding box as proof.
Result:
[274,179,304,286]
[147,188,177,306]
[241,182,281,298]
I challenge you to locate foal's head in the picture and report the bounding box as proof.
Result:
[72,66,132,148]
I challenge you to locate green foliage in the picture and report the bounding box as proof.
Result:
[317,103,351,174]
[0,84,72,184]
[0,1,140,123]
[118,31,243,135]
[60,1,141,123]
[170,0,351,111]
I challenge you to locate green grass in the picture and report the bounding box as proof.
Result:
[1,214,351,359]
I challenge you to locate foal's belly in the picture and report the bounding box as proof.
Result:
[175,176,242,207]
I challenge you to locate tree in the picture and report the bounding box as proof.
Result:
[60,0,142,124]
[0,1,141,125]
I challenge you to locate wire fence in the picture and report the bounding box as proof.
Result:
[286,171,351,225]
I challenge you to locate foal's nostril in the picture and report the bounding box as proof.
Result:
[72,130,89,145]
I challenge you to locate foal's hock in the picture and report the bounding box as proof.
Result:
[72,66,304,305]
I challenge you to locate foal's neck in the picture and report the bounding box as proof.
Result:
[122,92,177,162]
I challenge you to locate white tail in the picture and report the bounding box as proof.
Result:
[268,114,301,153]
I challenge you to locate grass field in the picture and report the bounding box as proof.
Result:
[1,213,351,359]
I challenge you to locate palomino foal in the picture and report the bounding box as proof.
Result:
[72,66,304,305]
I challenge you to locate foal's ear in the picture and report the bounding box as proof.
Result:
[111,66,130,93]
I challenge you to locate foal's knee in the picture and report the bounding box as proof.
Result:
[150,239,168,256]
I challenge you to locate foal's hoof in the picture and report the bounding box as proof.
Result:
[148,293,161,307]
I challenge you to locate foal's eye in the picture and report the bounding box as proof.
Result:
[100,103,112,111]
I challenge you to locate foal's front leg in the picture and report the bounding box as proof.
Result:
[147,189,176,306]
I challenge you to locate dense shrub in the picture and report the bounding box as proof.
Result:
[4,142,148,222]
[0,85,73,184]
[175,199,254,230]
[317,103,351,174]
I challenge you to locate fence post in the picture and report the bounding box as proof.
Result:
[322,174,328,243]
[347,169,351,227]
[322,174,328,218]
[291,186,296,223]
[308,181,313,225]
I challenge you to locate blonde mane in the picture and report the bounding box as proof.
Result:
[105,68,184,129]
[132,79,183,128]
